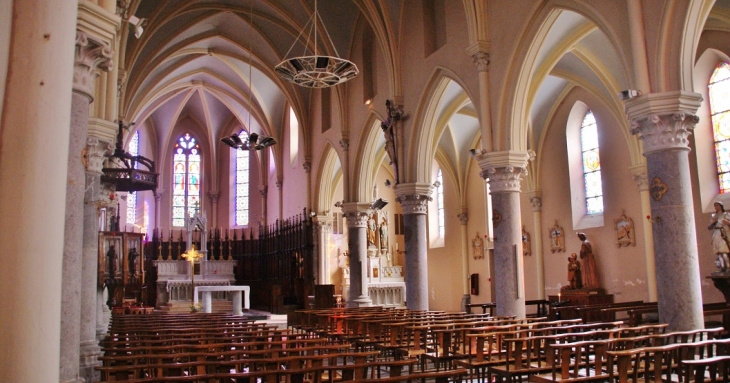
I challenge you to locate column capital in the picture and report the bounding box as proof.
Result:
[84,137,113,174]
[154,189,164,201]
[393,183,433,215]
[339,138,350,151]
[472,51,490,72]
[629,164,649,191]
[313,215,334,230]
[625,91,702,155]
[525,190,543,212]
[457,210,468,225]
[258,184,268,197]
[74,31,113,100]
[276,179,282,189]
[303,161,312,173]
[208,191,220,203]
[341,202,372,228]
[477,150,530,193]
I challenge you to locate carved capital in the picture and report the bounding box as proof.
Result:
[275,179,283,189]
[457,212,468,225]
[485,166,527,193]
[472,51,490,72]
[630,113,698,154]
[258,185,268,197]
[339,138,350,151]
[74,31,113,100]
[630,168,649,191]
[84,137,113,174]
[208,191,220,203]
[343,211,369,228]
[154,190,163,202]
[395,194,432,215]
[530,197,542,212]
[303,161,312,173]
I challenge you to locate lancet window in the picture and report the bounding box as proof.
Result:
[581,111,603,215]
[710,62,730,193]
[172,133,201,227]
[126,130,139,225]
[236,130,250,226]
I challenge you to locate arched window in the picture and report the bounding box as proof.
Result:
[709,62,730,193]
[172,133,201,227]
[436,169,445,237]
[581,111,603,215]
[235,130,250,226]
[126,130,139,225]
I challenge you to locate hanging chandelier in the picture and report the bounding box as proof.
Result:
[274,0,358,88]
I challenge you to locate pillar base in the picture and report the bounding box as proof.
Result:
[350,295,372,307]
[79,340,101,383]
[461,294,471,313]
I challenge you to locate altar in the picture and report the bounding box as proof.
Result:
[154,260,236,305]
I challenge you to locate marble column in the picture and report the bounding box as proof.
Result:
[60,31,112,383]
[80,138,113,382]
[629,165,658,302]
[0,1,77,381]
[342,203,372,307]
[478,151,530,318]
[526,192,545,299]
[314,215,334,285]
[626,91,704,330]
[394,183,434,311]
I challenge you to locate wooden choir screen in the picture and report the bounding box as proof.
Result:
[143,209,314,313]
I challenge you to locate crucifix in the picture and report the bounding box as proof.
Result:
[181,244,205,307]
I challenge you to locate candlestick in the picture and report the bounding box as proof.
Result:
[558,292,562,301]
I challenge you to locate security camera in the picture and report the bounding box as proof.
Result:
[619,89,641,101]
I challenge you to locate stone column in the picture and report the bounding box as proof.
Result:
[394,183,434,311]
[471,50,494,152]
[259,185,268,226]
[154,190,164,228]
[60,31,112,383]
[277,179,284,222]
[526,192,545,299]
[630,165,658,302]
[458,210,471,311]
[478,151,530,318]
[0,1,77,381]
[80,138,113,383]
[342,203,372,307]
[208,191,219,227]
[626,91,704,330]
[314,215,334,285]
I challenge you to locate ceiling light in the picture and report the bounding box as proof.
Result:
[274,0,358,88]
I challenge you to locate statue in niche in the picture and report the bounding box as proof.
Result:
[379,216,389,251]
[549,220,565,253]
[107,244,119,276]
[366,214,377,248]
[578,232,600,289]
[472,233,484,260]
[128,247,139,275]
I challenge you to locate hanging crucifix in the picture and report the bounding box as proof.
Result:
[381,100,403,184]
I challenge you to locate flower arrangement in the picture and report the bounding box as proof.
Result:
[190,302,202,313]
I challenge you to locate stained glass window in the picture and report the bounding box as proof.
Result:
[172,133,201,227]
[235,130,250,226]
[126,130,139,226]
[710,63,730,193]
[581,111,603,215]
[436,169,445,237]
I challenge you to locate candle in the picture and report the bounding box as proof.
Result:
[558,292,562,301]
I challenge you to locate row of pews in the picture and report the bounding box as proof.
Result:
[290,305,730,383]
[97,304,730,382]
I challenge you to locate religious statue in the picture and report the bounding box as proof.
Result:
[709,201,730,272]
[128,247,139,275]
[472,232,484,260]
[522,226,531,256]
[379,216,389,251]
[566,253,582,290]
[366,214,377,248]
[381,100,402,184]
[107,244,119,276]
[549,220,565,253]
[578,232,600,289]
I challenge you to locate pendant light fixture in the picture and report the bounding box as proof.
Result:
[275,0,359,88]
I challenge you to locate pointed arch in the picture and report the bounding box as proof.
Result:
[314,142,342,214]
[352,111,387,202]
